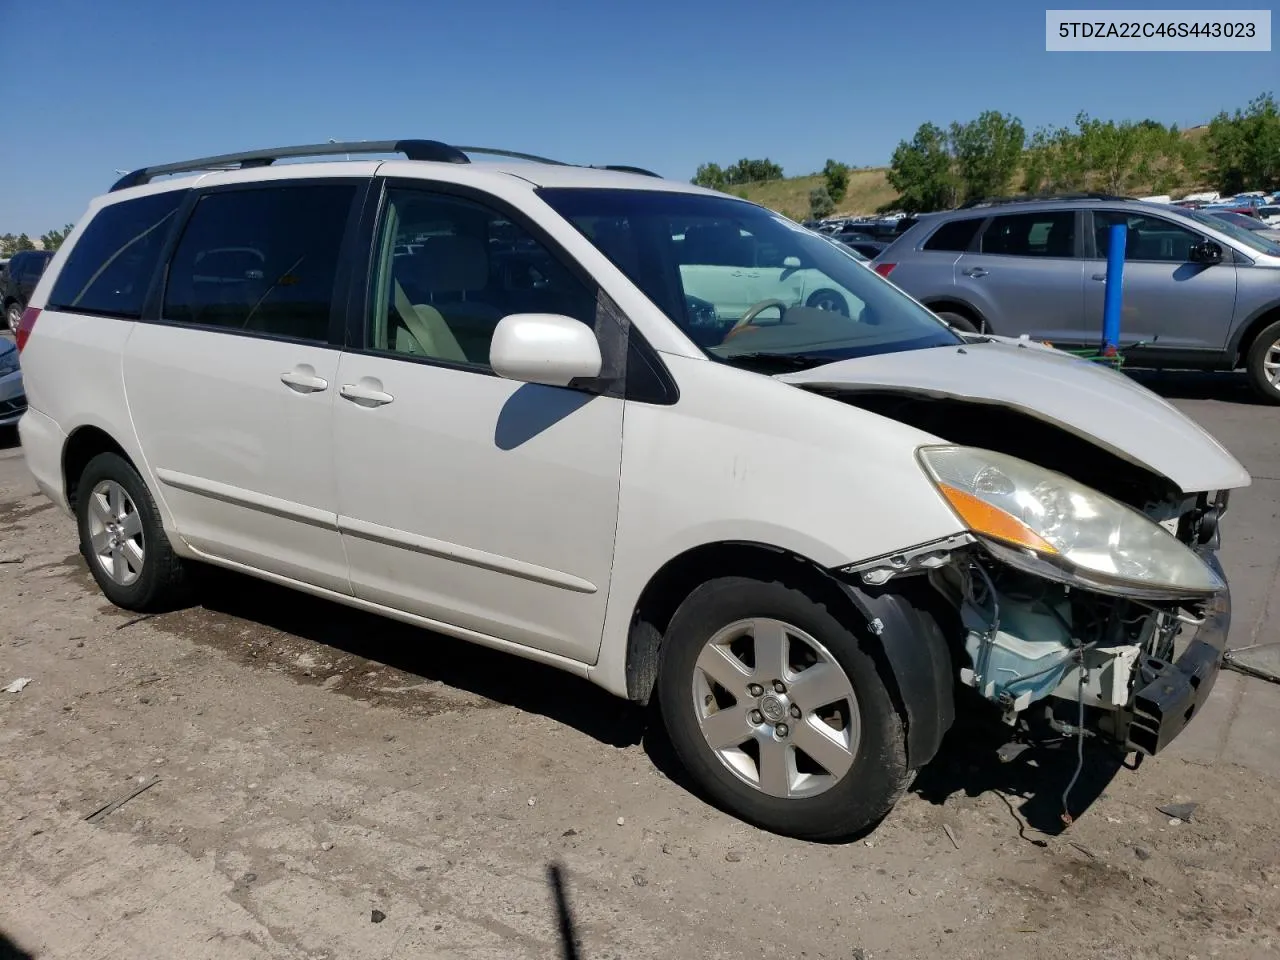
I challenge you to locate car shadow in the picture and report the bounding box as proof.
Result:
[1126,368,1266,404]
[0,426,18,450]
[0,930,35,960]
[187,567,649,750]
[909,699,1125,837]
[176,569,1121,838]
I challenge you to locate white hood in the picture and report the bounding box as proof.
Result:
[778,340,1251,494]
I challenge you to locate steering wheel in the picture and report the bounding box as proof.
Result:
[730,298,790,332]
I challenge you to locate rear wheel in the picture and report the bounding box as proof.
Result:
[656,576,909,841]
[75,452,192,611]
[1245,319,1280,404]
[935,310,979,333]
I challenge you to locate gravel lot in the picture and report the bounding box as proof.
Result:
[2,367,1279,960]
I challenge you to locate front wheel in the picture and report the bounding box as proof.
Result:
[5,302,21,332]
[805,289,849,316]
[1245,319,1280,404]
[656,576,909,841]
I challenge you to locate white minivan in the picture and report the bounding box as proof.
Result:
[16,140,1250,840]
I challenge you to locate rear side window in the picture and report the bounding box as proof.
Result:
[163,183,355,342]
[923,217,983,251]
[980,211,1076,257]
[48,192,183,318]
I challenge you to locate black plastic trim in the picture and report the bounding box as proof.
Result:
[111,140,468,192]
[836,580,956,769]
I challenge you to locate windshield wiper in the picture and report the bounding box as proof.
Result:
[719,352,840,370]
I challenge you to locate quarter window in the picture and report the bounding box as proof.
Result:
[368,188,597,368]
[163,184,355,341]
[923,217,983,252]
[980,211,1076,258]
[1094,211,1199,263]
[48,192,181,319]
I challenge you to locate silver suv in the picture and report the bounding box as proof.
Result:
[872,195,1280,401]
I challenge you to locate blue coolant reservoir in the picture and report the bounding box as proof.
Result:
[961,596,1075,707]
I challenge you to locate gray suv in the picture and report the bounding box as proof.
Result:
[872,195,1280,402]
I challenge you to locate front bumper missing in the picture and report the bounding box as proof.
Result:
[1125,551,1229,755]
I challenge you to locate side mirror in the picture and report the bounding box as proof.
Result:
[490,313,602,388]
[1190,240,1223,264]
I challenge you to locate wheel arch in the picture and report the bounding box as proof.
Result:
[921,298,989,333]
[1230,301,1280,367]
[622,539,955,769]
[62,425,136,512]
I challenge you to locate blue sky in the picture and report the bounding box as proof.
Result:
[2,0,1276,235]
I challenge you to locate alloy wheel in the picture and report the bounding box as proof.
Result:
[86,480,145,586]
[691,618,860,799]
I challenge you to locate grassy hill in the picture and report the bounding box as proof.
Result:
[728,167,897,221]
[726,125,1218,221]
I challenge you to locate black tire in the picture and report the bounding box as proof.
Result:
[935,310,979,333]
[5,302,21,332]
[805,289,850,316]
[1245,319,1280,404]
[656,576,909,841]
[75,452,192,611]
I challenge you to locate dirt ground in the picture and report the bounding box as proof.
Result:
[2,374,1280,959]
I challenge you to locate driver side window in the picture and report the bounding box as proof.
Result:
[368,188,598,369]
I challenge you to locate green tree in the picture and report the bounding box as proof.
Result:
[0,234,16,256]
[1205,92,1280,193]
[949,111,1025,203]
[724,158,783,184]
[809,186,835,219]
[692,162,727,190]
[13,233,35,252]
[887,122,957,213]
[39,223,75,252]
[822,159,850,204]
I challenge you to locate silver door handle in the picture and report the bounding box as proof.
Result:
[962,267,988,278]
[280,370,328,393]
[1091,273,1107,281]
[339,384,394,407]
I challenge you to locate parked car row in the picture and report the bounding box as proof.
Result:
[2,249,54,330]
[869,194,1280,401]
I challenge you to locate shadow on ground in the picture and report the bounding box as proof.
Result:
[1126,368,1264,404]
[149,567,1125,838]
[0,930,35,960]
[178,567,650,750]
[910,699,1125,837]
[0,426,18,450]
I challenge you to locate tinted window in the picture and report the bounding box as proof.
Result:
[48,193,181,318]
[1095,211,1199,262]
[163,184,354,341]
[923,217,983,251]
[368,188,597,368]
[980,211,1076,257]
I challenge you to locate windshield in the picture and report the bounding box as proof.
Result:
[539,188,960,368]
[1181,207,1280,256]
[1212,211,1264,230]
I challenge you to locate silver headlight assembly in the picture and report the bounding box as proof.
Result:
[917,445,1223,600]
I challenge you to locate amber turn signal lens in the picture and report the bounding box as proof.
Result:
[937,483,1058,555]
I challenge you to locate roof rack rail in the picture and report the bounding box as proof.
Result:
[110,140,665,193]
[453,146,568,166]
[110,139,468,192]
[595,165,662,178]
[958,192,1135,209]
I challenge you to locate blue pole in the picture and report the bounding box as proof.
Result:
[1101,223,1127,355]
